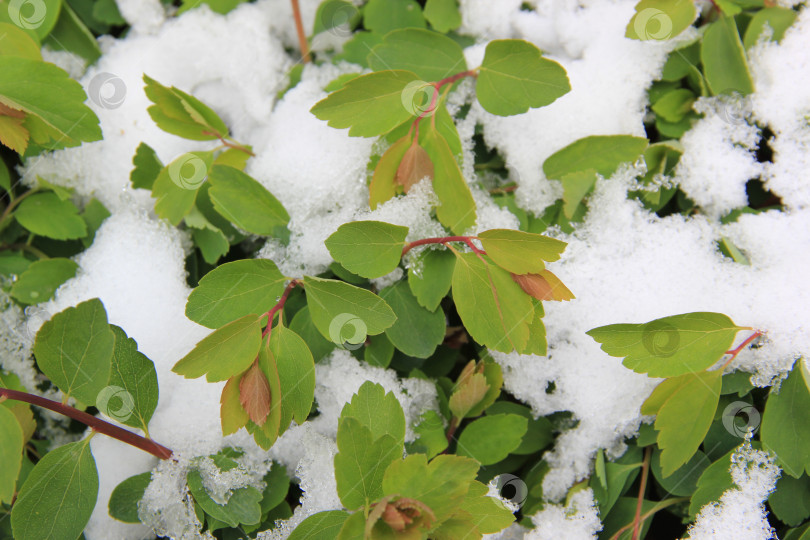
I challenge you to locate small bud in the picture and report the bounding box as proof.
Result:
[239,360,271,425]
[512,270,575,301]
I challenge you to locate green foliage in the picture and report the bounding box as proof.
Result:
[363,0,425,34]
[143,74,229,141]
[325,220,408,279]
[456,414,528,465]
[0,405,23,504]
[107,325,159,432]
[269,324,316,427]
[743,7,797,49]
[187,455,263,528]
[207,165,290,236]
[762,362,810,477]
[14,192,87,239]
[424,0,461,33]
[10,257,77,304]
[369,29,466,82]
[290,511,350,539]
[380,280,445,358]
[108,472,151,523]
[407,247,455,311]
[701,15,754,96]
[625,0,696,41]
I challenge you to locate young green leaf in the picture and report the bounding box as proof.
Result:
[486,401,553,455]
[303,276,397,344]
[143,74,230,140]
[151,151,214,225]
[221,373,249,435]
[586,312,745,377]
[520,298,548,356]
[108,472,151,523]
[208,165,290,236]
[458,480,515,534]
[410,410,448,459]
[325,221,408,279]
[11,439,98,540]
[14,192,87,240]
[451,252,533,353]
[625,0,696,41]
[370,134,411,209]
[185,259,287,329]
[363,0,426,34]
[240,360,271,425]
[590,449,642,516]
[0,22,42,60]
[106,325,159,432]
[130,142,163,190]
[269,325,315,428]
[424,0,461,33]
[334,416,401,510]
[172,313,262,382]
[647,370,722,476]
[0,405,23,504]
[341,381,406,447]
[190,226,229,264]
[478,229,566,273]
[407,247,455,311]
[34,298,114,406]
[187,462,262,527]
[0,57,101,152]
[559,168,598,218]
[289,510,350,540]
[310,70,421,137]
[476,39,570,116]
[456,413,528,465]
[422,121,477,234]
[380,281,445,358]
[701,16,754,96]
[248,340,283,449]
[743,7,797,49]
[10,257,77,305]
[543,135,649,181]
[369,28,466,82]
[449,372,489,420]
[762,362,810,477]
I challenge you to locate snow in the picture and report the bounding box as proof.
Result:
[525,488,602,540]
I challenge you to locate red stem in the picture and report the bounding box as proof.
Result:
[436,70,478,90]
[0,388,173,460]
[631,446,652,540]
[290,0,311,63]
[722,331,763,370]
[402,236,484,257]
[412,70,478,135]
[201,131,255,157]
[262,279,301,340]
[445,416,459,444]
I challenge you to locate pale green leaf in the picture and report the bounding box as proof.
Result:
[0,22,41,60]
[269,325,315,427]
[689,447,736,516]
[456,414,528,465]
[486,401,552,455]
[288,510,350,540]
[14,192,87,240]
[10,257,77,305]
[409,410,448,459]
[364,0,425,35]
[743,7,797,49]
[0,405,23,504]
[325,220,408,279]
[424,0,461,33]
[542,135,648,181]
[143,74,229,140]
[407,247,455,311]
[41,2,100,64]
[208,165,290,236]
[106,325,159,432]
[380,281,445,358]
[369,28,466,82]
[625,0,696,41]
[762,364,810,477]
[459,480,515,534]
[187,460,261,527]
[478,229,566,273]
[364,333,394,368]
[369,134,410,209]
[701,16,754,96]
[340,381,406,447]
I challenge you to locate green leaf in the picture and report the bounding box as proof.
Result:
[652,88,695,123]
[743,7,797,49]
[586,312,745,377]
[407,247,455,311]
[369,135,410,209]
[648,370,722,476]
[290,306,335,363]
[369,29,466,82]
[364,0,426,35]
[421,121,477,234]
[0,0,60,41]
[41,2,101,65]
[340,381,406,447]
[34,298,114,405]
[310,70,421,137]
[259,463,290,515]
[186,259,287,329]
[10,257,77,305]
[269,325,315,428]
[106,325,159,432]
[14,192,87,240]
[130,142,163,190]
[325,221,408,279]
[80,198,111,248]
[0,405,23,504]
[190,226,229,264]
[459,480,515,534]
[0,158,10,191]
[456,413,528,465]
[334,417,401,510]
[651,449,709,496]
[0,57,101,150]
[382,453,478,522]
[247,340,283,449]
[312,0,360,36]
[590,448,642,516]
[0,22,41,60]
[303,276,397,345]
[11,439,98,540]
[172,313,262,382]
[451,252,533,353]
[178,0,247,15]
[424,0,461,33]
[625,0,696,41]
[560,168,597,216]
[108,472,151,523]
[689,447,736,516]
[291,511,350,540]
[762,362,810,477]
[486,401,552,455]
[335,31,384,68]
[543,135,648,181]
[364,333,394,368]
[151,151,213,225]
[187,462,262,527]
[208,165,290,236]
[478,229,566,274]
[143,74,229,140]
[476,39,570,116]
[701,16,754,96]
[380,281,445,358]
[409,410,448,459]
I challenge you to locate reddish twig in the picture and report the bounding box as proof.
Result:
[631,447,652,540]
[0,388,173,460]
[290,0,311,63]
[262,279,302,341]
[201,131,255,157]
[722,331,763,370]
[402,236,484,257]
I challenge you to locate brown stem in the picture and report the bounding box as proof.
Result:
[201,131,255,157]
[0,388,173,460]
[445,416,459,444]
[721,331,763,371]
[262,279,302,341]
[290,0,311,63]
[402,236,484,257]
[631,447,652,540]
[609,497,689,540]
